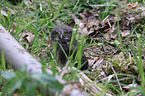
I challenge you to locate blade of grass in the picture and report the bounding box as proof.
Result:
[124,24,140,41]
[137,35,145,92]
[117,14,125,53]
[69,25,79,52]
[0,1,5,23]
[51,0,67,21]
[48,0,53,16]
[131,35,145,94]
[1,51,6,71]
[15,19,36,40]
[36,34,45,59]
[69,25,79,64]
[30,30,39,56]
[109,62,123,94]
[0,2,1,23]
[75,34,86,70]
[15,2,23,38]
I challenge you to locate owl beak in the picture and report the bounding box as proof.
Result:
[60,34,63,40]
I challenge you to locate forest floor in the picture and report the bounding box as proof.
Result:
[0,0,145,95]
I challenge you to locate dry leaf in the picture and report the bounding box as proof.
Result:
[121,30,130,37]
[20,32,34,46]
[122,84,138,92]
[127,2,138,11]
[46,38,51,45]
[1,10,8,16]
[88,57,99,66]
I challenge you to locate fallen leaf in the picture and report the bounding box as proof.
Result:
[127,2,138,11]
[122,84,138,92]
[20,32,34,46]
[121,30,130,37]
[1,10,8,16]
[46,38,51,45]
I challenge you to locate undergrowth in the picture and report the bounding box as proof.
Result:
[0,0,145,95]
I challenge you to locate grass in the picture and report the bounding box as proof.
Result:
[131,35,145,94]
[0,0,145,95]
[1,51,6,71]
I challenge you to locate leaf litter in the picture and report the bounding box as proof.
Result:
[2,0,145,95]
[64,1,145,95]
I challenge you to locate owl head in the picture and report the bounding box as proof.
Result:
[51,25,73,43]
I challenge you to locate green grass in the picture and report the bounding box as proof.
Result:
[0,0,145,95]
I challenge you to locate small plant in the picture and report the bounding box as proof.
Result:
[1,68,64,95]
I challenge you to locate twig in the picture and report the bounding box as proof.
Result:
[73,0,80,10]
[109,62,123,94]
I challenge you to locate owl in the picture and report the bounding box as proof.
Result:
[50,25,89,70]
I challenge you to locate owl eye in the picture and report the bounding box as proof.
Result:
[64,32,68,35]
[55,32,59,36]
